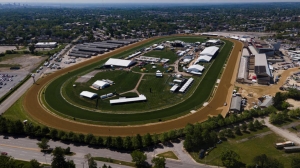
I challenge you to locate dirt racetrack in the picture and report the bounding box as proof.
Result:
[23,36,243,136]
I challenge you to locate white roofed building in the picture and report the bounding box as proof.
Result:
[80,91,98,99]
[195,55,212,63]
[104,58,136,67]
[200,46,219,57]
[206,39,221,45]
[92,80,110,90]
[35,42,58,48]
[110,94,147,104]
[187,64,204,73]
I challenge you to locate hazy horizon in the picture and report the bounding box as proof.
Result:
[1,0,300,4]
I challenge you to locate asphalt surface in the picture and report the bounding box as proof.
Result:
[22,36,243,136]
[0,135,210,168]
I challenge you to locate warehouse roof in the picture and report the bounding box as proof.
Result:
[260,97,273,108]
[80,91,98,99]
[104,58,135,67]
[206,39,220,44]
[200,46,219,56]
[238,56,248,80]
[230,96,242,112]
[249,46,258,55]
[93,80,109,88]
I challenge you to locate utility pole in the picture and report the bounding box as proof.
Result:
[31,73,35,84]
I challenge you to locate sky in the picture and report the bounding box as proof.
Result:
[1,0,300,3]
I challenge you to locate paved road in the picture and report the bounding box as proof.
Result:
[263,117,300,145]
[0,135,212,168]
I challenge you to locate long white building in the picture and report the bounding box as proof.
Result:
[200,46,219,57]
[35,42,58,48]
[104,58,136,67]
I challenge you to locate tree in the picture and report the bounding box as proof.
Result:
[152,157,166,168]
[131,150,147,168]
[242,123,248,132]
[159,132,169,144]
[114,136,123,149]
[252,154,283,168]
[234,126,242,135]
[78,133,85,143]
[84,153,97,168]
[248,121,255,131]
[132,134,142,149]
[51,147,68,168]
[97,136,104,146]
[153,134,159,144]
[183,134,194,151]
[29,44,35,54]
[0,155,17,168]
[291,157,300,168]
[85,133,94,144]
[37,138,50,151]
[65,147,71,155]
[253,154,268,168]
[105,136,112,148]
[49,129,58,139]
[143,133,153,147]
[220,150,242,168]
[124,136,132,150]
[254,120,262,129]
[168,130,177,140]
[29,159,42,168]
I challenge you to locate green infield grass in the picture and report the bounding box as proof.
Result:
[43,36,232,124]
[190,128,300,168]
[143,48,178,64]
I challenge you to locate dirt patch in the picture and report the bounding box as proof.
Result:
[75,70,102,83]
[286,99,300,109]
[0,46,17,53]
[0,55,47,73]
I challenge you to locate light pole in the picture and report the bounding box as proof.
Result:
[31,73,35,84]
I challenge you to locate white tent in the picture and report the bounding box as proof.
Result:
[195,55,212,63]
[156,70,163,77]
[92,80,110,89]
[187,64,205,72]
[155,45,165,50]
[104,58,136,67]
[200,46,219,56]
[80,91,98,99]
[110,94,147,104]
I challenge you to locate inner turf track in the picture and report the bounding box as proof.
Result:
[23,36,243,136]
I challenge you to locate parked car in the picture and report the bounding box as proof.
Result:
[1,152,7,155]
[3,136,8,139]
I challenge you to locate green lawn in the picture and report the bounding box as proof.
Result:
[157,151,178,160]
[37,44,67,55]
[93,157,135,167]
[14,159,50,168]
[62,70,142,112]
[190,128,300,167]
[3,96,41,125]
[143,48,178,64]
[0,53,27,62]
[41,36,231,124]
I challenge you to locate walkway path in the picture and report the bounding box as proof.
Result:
[263,117,300,145]
[120,73,145,95]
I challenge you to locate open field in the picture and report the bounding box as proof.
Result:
[190,128,300,167]
[42,37,231,123]
[18,35,242,136]
[132,64,174,73]
[157,151,178,160]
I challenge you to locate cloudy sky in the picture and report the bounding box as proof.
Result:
[1,0,300,3]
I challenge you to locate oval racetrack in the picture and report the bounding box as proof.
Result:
[23,36,243,136]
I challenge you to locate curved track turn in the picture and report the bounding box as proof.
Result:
[23,36,243,136]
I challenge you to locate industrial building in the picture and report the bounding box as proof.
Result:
[250,39,281,57]
[74,46,107,54]
[249,46,272,84]
[260,97,273,108]
[35,42,58,48]
[237,48,250,83]
[104,58,136,67]
[230,95,242,112]
[68,52,90,58]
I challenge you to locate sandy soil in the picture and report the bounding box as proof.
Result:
[286,99,300,109]
[0,55,47,72]
[0,46,17,53]
[23,36,243,136]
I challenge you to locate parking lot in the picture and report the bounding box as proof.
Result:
[0,72,28,98]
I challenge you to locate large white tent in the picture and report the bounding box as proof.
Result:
[104,58,136,67]
[92,80,110,90]
[200,46,219,56]
[110,94,147,104]
[80,91,98,99]
[187,64,205,72]
[195,55,212,63]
